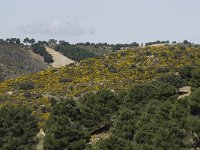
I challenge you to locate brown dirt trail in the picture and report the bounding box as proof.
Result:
[45,47,74,68]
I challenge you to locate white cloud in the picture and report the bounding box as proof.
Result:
[16,20,95,36]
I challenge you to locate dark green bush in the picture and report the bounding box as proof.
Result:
[191,69,200,79]
[156,66,170,73]
[55,45,96,61]
[179,66,193,78]
[59,78,73,83]
[44,99,89,150]
[80,90,121,131]
[94,136,134,150]
[31,44,53,63]
[0,105,38,149]
[157,74,184,88]
[19,81,35,90]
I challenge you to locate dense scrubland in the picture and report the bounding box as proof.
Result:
[0,40,200,149]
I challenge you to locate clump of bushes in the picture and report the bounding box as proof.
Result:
[18,81,35,90]
[55,45,96,61]
[59,78,73,83]
[24,91,42,99]
[156,66,170,73]
[44,99,90,150]
[31,44,53,63]
[157,74,184,88]
[0,104,38,149]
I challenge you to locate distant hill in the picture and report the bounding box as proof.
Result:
[0,43,48,81]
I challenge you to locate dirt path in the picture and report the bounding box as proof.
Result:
[36,129,45,150]
[178,86,191,99]
[45,47,74,68]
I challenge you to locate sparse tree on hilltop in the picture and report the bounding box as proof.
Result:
[48,39,57,45]
[59,40,69,46]
[29,39,35,45]
[23,37,30,45]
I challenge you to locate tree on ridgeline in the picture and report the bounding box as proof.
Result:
[59,40,69,46]
[29,39,36,45]
[23,37,30,45]
[48,39,57,46]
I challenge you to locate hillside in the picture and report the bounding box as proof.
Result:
[0,45,200,109]
[1,44,200,149]
[0,43,48,81]
[1,45,199,92]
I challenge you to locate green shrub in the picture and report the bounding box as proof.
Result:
[19,81,35,90]
[80,90,121,130]
[44,99,89,150]
[55,45,96,61]
[0,105,38,149]
[156,67,170,73]
[157,74,184,88]
[31,44,53,63]
[191,69,200,79]
[179,66,193,78]
[94,136,134,150]
[59,78,73,83]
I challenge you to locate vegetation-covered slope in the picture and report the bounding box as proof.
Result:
[0,45,199,120]
[1,45,200,96]
[1,66,200,149]
[0,43,48,81]
[1,44,200,149]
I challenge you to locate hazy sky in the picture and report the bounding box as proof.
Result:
[1,0,200,44]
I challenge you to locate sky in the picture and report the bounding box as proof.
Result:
[1,0,200,44]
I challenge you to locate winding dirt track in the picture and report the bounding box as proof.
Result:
[45,47,74,68]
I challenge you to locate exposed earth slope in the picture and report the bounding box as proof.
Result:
[45,47,74,68]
